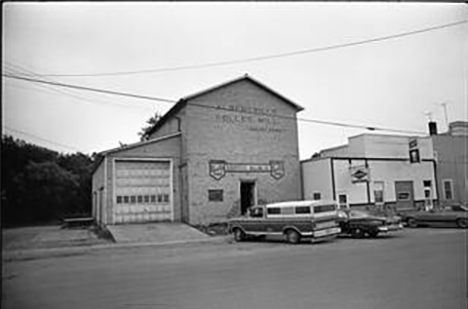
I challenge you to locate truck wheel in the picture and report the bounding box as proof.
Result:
[351,228,364,238]
[368,230,379,238]
[233,228,245,242]
[456,218,468,229]
[286,230,301,244]
[407,218,418,228]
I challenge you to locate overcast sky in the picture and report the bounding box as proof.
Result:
[2,2,467,159]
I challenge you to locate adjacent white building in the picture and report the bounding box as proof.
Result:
[301,134,437,210]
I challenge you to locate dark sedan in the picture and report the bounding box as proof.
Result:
[337,209,403,238]
[400,205,468,229]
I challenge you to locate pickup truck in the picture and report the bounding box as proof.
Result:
[228,200,341,244]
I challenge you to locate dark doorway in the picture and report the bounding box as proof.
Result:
[395,181,415,210]
[240,181,256,215]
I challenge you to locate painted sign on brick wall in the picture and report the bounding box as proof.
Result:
[209,160,285,180]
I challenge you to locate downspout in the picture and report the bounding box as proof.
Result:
[330,158,336,201]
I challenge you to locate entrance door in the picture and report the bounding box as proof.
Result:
[240,181,256,215]
[395,181,414,210]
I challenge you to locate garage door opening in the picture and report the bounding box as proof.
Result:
[240,181,256,215]
[114,160,172,224]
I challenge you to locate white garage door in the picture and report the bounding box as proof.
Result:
[114,160,172,224]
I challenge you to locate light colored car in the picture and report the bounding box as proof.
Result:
[401,205,468,229]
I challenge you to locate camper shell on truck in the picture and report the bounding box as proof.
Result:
[228,200,341,244]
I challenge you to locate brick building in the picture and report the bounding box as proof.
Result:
[431,121,468,206]
[92,75,303,225]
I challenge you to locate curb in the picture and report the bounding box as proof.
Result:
[3,235,231,262]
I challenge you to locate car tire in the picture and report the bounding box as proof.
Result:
[233,228,245,242]
[407,218,418,228]
[285,230,301,244]
[368,230,379,238]
[456,218,468,229]
[352,228,365,239]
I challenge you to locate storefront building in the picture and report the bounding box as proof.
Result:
[92,75,303,225]
[431,121,468,206]
[301,134,438,210]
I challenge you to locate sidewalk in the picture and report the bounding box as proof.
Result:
[2,224,230,262]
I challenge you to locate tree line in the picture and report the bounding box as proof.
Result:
[1,135,98,227]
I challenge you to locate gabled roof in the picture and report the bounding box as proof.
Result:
[147,74,303,136]
[180,74,304,111]
[99,132,181,156]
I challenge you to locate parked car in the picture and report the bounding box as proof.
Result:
[337,209,403,238]
[228,200,341,244]
[400,205,468,229]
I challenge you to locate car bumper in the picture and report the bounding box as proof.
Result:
[378,223,404,232]
[313,227,341,238]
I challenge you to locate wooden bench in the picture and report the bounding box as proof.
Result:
[62,217,94,228]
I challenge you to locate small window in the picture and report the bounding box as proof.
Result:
[123,196,129,204]
[137,195,143,203]
[250,207,263,218]
[295,206,311,214]
[338,194,348,208]
[208,189,224,202]
[313,192,321,200]
[373,182,384,203]
[130,196,136,204]
[409,149,420,163]
[150,195,156,203]
[314,204,336,213]
[267,207,281,215]
[282,207,294,215]
[144,195,150,203]
[423,180,432,187]
[157,194,163,203]
[443,179,453,200]
[116,196,123,204]
[397,192,410,201]
[163,194,170,203]
[374,191,384,203]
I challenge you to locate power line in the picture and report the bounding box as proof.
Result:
[4,61,137,108]
[189,102,427,135]
[3,126,84,153]
[2,74,177,104]
[32,19,467,77]
[4,65,155,112]
[3,72,427,135]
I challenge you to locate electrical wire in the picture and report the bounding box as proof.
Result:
[3,72,428,135]
[3,126,84,153]
[4,62,155,110]
[3,73,177,104]
[31,19,468,77]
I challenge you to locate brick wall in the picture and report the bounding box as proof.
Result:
[183,79,302,224]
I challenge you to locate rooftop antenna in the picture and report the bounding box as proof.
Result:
[440,102,449,130]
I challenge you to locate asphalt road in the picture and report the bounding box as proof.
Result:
[3,228,467,309]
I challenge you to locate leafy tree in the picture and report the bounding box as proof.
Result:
[1,135,96,226]
[18,161,80,223]
[138,112,162,141]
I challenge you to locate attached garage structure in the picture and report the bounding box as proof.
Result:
[92,132,181,225]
